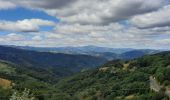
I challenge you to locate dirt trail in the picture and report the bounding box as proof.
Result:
[150,76,170,98]
[149,76,161,92]
[165,87,170,97]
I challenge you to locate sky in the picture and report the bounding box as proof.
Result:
[0,0,170,49]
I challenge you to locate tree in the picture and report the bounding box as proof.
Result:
[10,88,36,100]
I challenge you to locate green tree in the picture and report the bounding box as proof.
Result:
[10,88,36,100]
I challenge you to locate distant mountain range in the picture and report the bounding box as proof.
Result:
[0,45,162,82]
[0,45,162,75]
[9,45,134,54]
[9,45,161,60]
[0,45,107,75]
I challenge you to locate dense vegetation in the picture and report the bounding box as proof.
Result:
[0,46,107,75]
[130,51,170,86]
[0,60,59,100]
[53,51,170,100]
[0,46,169,100]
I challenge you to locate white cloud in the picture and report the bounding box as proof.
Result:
[32,35,42,41]
[45,33,64,39]
[0,0,16,9]
[0,33,25,42]
[6,33,25,41]
[1,26,169,49]
[9,0,77,9]
[131,5,170,28]
[17,23,168,49]
[2,0,167,25]
[54,23,124,34]
[44,0,167,25]
[1,22,169,49]
[0,0,170,49]
[0,19,55,32]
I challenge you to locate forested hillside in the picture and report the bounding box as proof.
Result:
[54,51,170,100]
[0,46,107,74]
[0,60,60,100]
[0,48,169,100]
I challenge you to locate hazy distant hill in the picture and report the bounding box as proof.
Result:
[119,49,160,60]
[0,46,107,73]
[10,45,160,60]
[11,45,134,54]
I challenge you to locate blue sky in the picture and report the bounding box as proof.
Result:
[0,0,170,49]
[0,7,59,22]
[0,7,59,31]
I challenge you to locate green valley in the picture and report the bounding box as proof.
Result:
[0,46,169,100]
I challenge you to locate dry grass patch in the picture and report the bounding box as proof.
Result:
[123,63,130,70]
[99,67,109,72]
[0,78,12,89]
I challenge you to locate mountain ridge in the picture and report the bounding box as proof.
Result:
[5,45,161,60]
[0,49,169,99]
[0,45,107,75]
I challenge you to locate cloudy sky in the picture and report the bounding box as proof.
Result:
[0,0,170,49]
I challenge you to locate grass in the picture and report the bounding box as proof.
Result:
[0,61,15,74]
[0,78,12,89]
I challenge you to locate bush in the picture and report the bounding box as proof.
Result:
[10,88,36,100]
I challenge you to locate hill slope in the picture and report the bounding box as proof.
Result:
[0,46,169,100]
[54,51,170,100]
[0,60,61,100]
[11,45,134,54]
[0,46,107,74]
[10,45,160,60]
